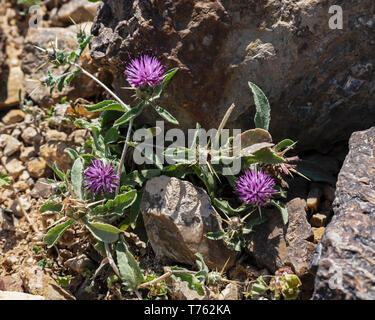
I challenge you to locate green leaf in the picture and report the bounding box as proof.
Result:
[250,147,285,165]
[114,102,144,126]
[52,162,65,180]
[205,231,227,241]
[271,200,288,225]
[152,67,179,100]
[274,139,296,152]
[250,276,268,298]
[0,173,11,187]
[170,266,205,296]
[94,241,106,257]
[44,219,75,248]
[84,100,127,112]
[122,169,161,188]
[213,198,248,216]
[71,158,84,199]
[150,102,179,125]
[64,148,79,161]
[120,190,144,230]
[40,201,63,215]
[116,236,144,291]
[248,82,271,131]
[104,126,119,145]
[192,165,216,198]
[83,221,121,243]
[91,189,137,216]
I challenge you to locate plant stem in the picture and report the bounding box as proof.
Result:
[137,269,195,289]
[72,62,134,197]
[115,119,133,196]
[72,63,130,111]
[104,243,121,279]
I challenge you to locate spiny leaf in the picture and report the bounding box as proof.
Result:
[150,102,179,125]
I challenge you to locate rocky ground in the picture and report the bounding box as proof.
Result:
[0,0,374,300]
[0,105,343,300]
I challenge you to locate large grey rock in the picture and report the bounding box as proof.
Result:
[90,0,375,151]
[312,127,375,300]
[140,176,237,271]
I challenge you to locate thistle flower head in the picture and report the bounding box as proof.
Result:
[235,168,277,206]
[83,160,120,195]
[124,54,164,88]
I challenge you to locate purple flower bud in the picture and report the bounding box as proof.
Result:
[84,160,120,195]
[235,168,277,206]
[124,55,164,88]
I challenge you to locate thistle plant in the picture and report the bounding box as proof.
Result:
[33,25,306,299]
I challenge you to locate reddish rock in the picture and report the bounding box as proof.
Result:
[91,0,375,151]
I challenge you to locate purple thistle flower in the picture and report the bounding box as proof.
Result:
[124,54,164,88]
[235,168,277,206]
[84,160,120,195]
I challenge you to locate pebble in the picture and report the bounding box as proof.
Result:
[2,110,25,125]
[3,156,25,178]
[21,127,38,145]
[20,146,36,162]
[3,135,22,157]
[26,157,47,178]
[312,227,325,244]
[45,129,68,142]
[307,187,322,213]
[31,178,52,198]
[309,213,328,227]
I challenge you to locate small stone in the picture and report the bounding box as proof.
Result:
[21,266,75,300]
[9,196,32,218]
[19,170,30,181]
[0,274,24,292]
[40,141,73,172]
[306,188,322,213]
[309,213,328,227]
[21,127,39,145]
[3,157,25,178]
[2,110,25,125]
[312,227,325,244]
[45,129,67,142]
[69,129,88,145]
[64,254,94,274]
[3,256,18,270]
[31,178,52,198]
[218,283,241,300]
[13,180,29,192]
[166,274,211,300]
[20,146,36,162]
[26,157,47,178]
[3,135,21,157]
[11,128,21,139]
[0,210,14,231]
